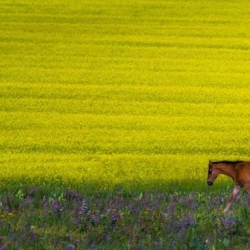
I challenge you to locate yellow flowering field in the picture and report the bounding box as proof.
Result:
[1,0,250,192]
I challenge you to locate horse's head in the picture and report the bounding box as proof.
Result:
[207,160,221,186]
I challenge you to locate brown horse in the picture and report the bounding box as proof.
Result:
[207,160,250,213]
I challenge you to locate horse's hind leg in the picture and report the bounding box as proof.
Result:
[224,185,241,214]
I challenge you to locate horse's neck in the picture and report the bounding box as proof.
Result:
[218,164,236,179]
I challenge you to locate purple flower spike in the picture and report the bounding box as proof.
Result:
[103,235,110,242]
[112,209,121,224]
[30,231,36,240]
[53,201,61,212]
[66,244,75,250]
[7,207,12,213]
[130,205,138,214]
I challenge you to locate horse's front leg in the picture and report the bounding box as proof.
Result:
[223,185,241,214]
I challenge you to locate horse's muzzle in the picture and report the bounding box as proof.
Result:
[207,180,213,186]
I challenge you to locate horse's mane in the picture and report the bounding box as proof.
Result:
[211,160,244,164]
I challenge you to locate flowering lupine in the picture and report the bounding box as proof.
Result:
[111,209,121,225]
[78,198,89,215]
[129,204,138,214]
[66,244,75,250]
[53,201,61,212]
[65,190,82,202]
[30,231,36,240]
[1,188,250,249]
[221,217,239,235]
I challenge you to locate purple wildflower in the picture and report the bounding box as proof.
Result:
[130,204,138,214]
[65,190,82,201]
[222,217,238,234]
[30,231,36,240]
[103,235,110,242]
[53,201,62,213]
[111,209,121,224]
[91,212,100,224]
[54,240,60,246]
[66,244,75,250]
[78,198,89,215]
[7,207,12,213]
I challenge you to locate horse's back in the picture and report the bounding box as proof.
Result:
[236,162,250,185]
[237,162,250,169]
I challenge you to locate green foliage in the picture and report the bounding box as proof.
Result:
[0,189,250,249]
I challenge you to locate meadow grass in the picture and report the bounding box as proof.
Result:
[1,0,250,248]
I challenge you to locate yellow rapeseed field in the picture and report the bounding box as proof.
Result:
[1,0,250,192]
